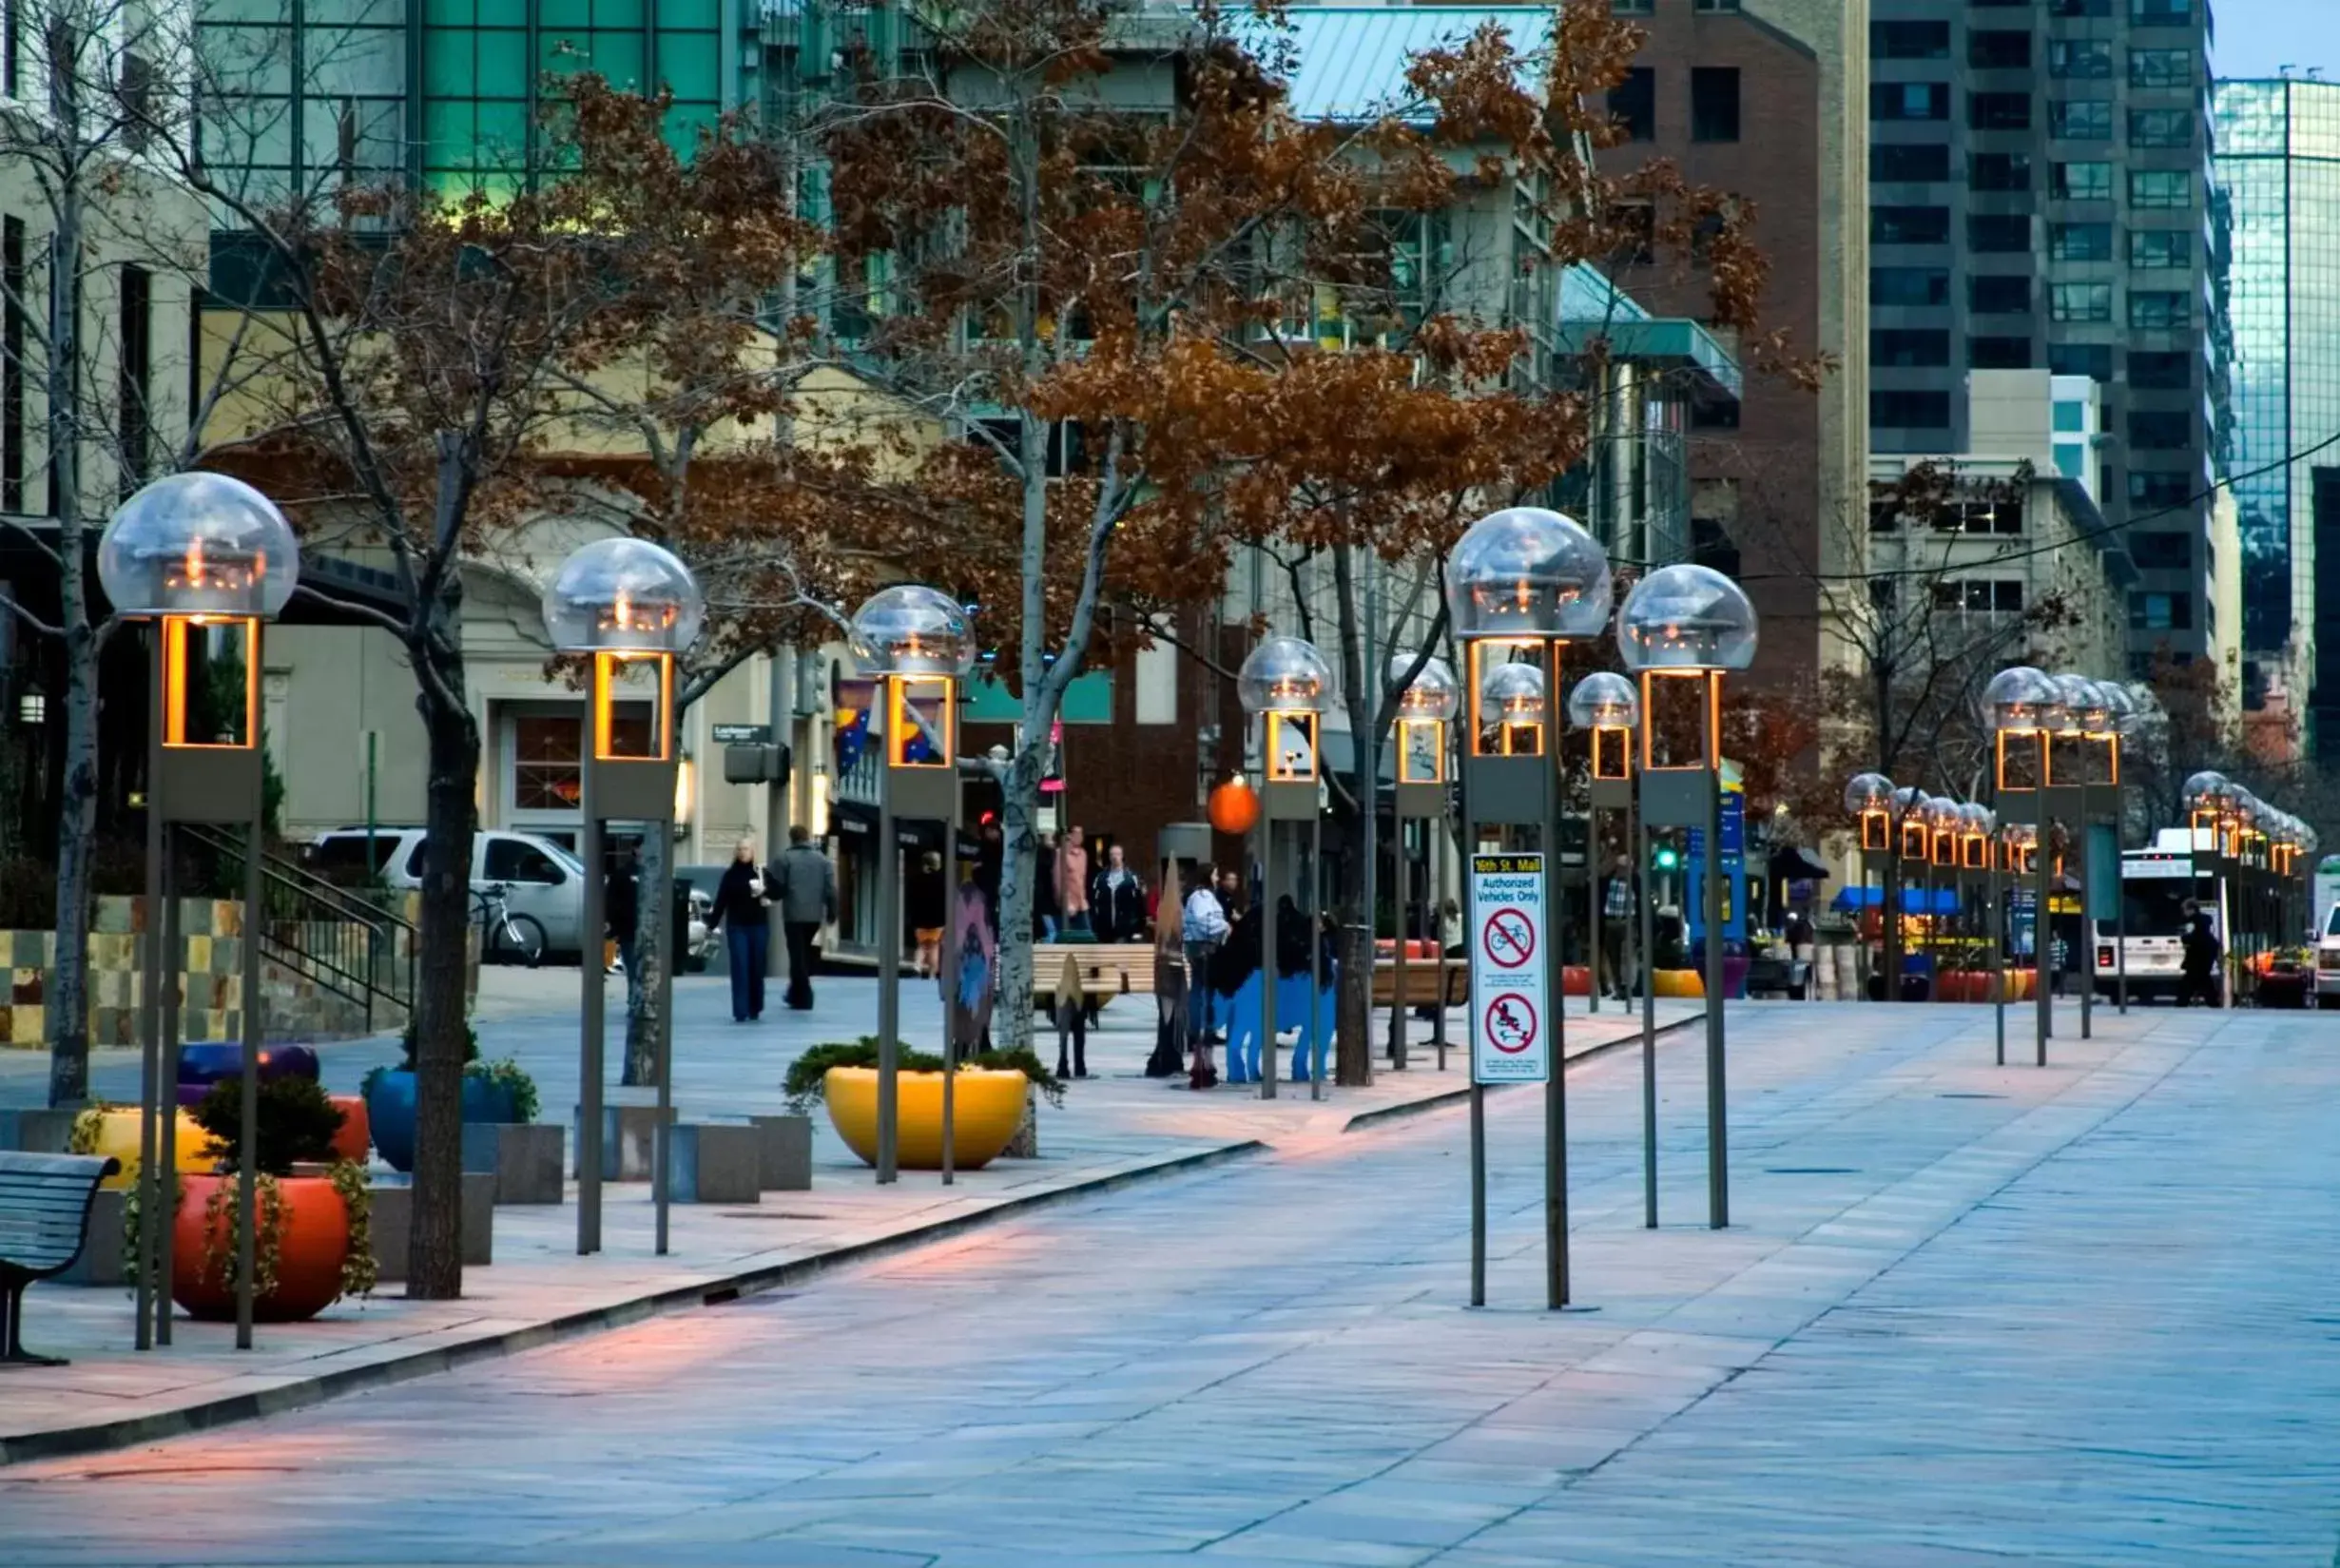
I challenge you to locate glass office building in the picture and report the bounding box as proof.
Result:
[2214,79,2340,735]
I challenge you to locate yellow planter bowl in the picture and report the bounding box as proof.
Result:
[87,1107,218,1191]
[1653,969,1706,999]
[822,1067,1030,1171]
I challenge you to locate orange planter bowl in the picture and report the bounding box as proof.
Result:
[1653,969,1705,998]
[1562,965,1591,997]
[171,1172,351,1324]
[327,1094,370,1163]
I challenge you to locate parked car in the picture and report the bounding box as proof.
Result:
[307,827,590,962]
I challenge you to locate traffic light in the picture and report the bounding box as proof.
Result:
[1653,841,1679,874]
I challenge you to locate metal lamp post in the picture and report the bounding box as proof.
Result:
[1955,801,1992,1000]
[1985,665,2061,1064]
[1844,772,1896,1000]
[1994,822,2035,1064]
[2095,682,2137,1014]
[544,537,703,1255]
[848,586,977,1183]
[100,473,301,1353]
[1446,506,1612,1308]
[1387,652,1458,1072]
[1568,671,1638,1020]
[2048,674,2112,1040]
[1619,563,1758,1231]
[1238,634,1336,1103]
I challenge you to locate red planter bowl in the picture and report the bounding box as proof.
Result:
[1562,964,1591,997]
[327,1094,369,1163]
[172,1172,351,1324]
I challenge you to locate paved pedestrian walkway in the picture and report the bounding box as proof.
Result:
[5,1001,2330,1563]
[0,972,1693,1464]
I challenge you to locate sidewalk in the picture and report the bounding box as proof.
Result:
[0,974,1699,1465]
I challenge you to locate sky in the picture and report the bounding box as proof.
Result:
[2214,0,2340,81]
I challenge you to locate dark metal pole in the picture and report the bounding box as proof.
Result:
[1308,813,1324,1102]
[1261,812,1279,1101]
[1704,672,1727,1230]
[1468,1077,1486,1307]
[1640,791,1657,1230]
[578,774,605,1254]
[652,824,675,1255]
[2035,814,2051,1066]
[876,752,899,1183]
[1587,803,1601,1016]
[1391,818,1408,1068]
[1991,854,2005,1066]
[135,630,164,1352]
[156,844,179,1346]
[941,815,957,1185]
[1433,822,1449,1072]
[2078,805,2093,1040]
[1545,648,1569,1308]
[236,811,261,1349]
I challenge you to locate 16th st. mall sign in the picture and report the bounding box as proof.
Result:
[1470,853,1550,1084]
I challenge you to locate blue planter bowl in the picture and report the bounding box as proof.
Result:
[365,1071,519,1173]
[179,1041,320,1090]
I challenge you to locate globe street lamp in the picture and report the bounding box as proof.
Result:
[1447,505,1611,1307]
[2050,672,2115,1040]
[1844,772,1899,1000]
[544,537,703,1251]
[1237,634,1335,1103]
[100,472,300,1353]
[1985,666,2060,1064]
[1388,652,1458,1072]
[848,586,977,1182]
[1619,562,1756,1231]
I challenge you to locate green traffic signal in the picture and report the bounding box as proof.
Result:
[1653,844,1679,872]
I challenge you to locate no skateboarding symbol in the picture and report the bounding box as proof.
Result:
[1482,992,1537,1054]
[1481,909,1536,969]
[1469,853,1551,1084]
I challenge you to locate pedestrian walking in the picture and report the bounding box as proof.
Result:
[605,843,642,1012]
[772,824,836,1011]
[1059,825,1091,934]
[1598,853,1637,1000]
[1035,830,1061,939]
[2178,901,2221,1007]
[1181,864,1231,1047]
[1092,842,1147,943]
[908,850,946,978]
[708,837,771,1023]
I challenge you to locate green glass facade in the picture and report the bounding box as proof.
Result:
[2214,79,2340,725]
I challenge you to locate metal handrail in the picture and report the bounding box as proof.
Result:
[178,825,416,1030]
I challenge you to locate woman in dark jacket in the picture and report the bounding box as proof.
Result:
[1090,843,1149,943]
[707,838,772,1022]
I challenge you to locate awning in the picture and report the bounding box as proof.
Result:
[833,800,979,860]
[1831,886,1960,915]
[1770,846,1832,882]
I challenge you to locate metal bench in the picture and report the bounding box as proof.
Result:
[0,1152,119,1365]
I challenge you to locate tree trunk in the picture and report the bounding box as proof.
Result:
[1330,547,1373,1088]
[622,827,667,1086]
[992,742,1046,1055]
[44,163,89,1109]
[406,634,478,1300]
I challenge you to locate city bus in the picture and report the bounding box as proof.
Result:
[2095,831,2218,1004]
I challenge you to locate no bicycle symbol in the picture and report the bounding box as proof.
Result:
[1481,908,1537,969]
[1482,992,1537,1054]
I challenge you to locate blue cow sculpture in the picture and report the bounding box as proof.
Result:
[1221,964,1340,1085]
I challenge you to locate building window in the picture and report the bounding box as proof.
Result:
[2130,471,2193,509]
[1878,143,1952,183]
[1971,275,2031,315]
[2051,222,2113,261]
[2051,99,2112,140]
[1969,92,2032,131]
[2129,109,2191,148]
[1872,328,1950,367]
[118,264,148,496]
[1872,20,1949,58]
[2130,0,2190,23]
[1872,390,1952,428]
[2052,161,2112,200]
[1969,31,2031,69]
[1610,68,1655,142]
[2129,591,2193,630]
[2129,169,2192,209]
[1873,82,1950,121]
[2129,290,2192,329]
[1936,580,2025,613]
[2054,0,2113,14]
[1969,152,2031,191]
[1969,214,2029,252]
[2,215,19,514]
[2051,282,2113,321]
[1692,0,1741,10]
[2131,532,2192,568]
[1612,0,1652,12]
[2129,350,2192,388]
[2130,230,2191,270]
[1872,205,1950,244]
[512,716,585,810]
[2130,411,2192,450]
[2130,48,2193,87]
[1872,267,1950,306]
[2050,40,2113,78]
[1691,397,1740,431]
[2054,401,2086,434]
[2051,343,2114,378]
[2,0,15,98]
[1691,68,1740,142]
[1970,335,2033,369]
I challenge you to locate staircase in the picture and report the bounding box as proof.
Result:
[180,825,418,1036]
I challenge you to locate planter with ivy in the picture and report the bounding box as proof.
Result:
[784,1039,1063,1172]
[165,1076,377,1324]
[362,1021,542,1173]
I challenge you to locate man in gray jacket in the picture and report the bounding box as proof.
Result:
[773,825,837,1010]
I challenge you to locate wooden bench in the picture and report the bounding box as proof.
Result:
[1370,961,1468,1009]
[0,1151,119,1365]
[1029,942,1157,1012]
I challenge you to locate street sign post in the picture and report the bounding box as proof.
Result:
[1471,853,1551,1086]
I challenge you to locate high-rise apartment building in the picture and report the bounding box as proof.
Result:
[1866,0,2218,671]
[2214,78,2340,753]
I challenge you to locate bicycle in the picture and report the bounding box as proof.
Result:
[475,881,547,968]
